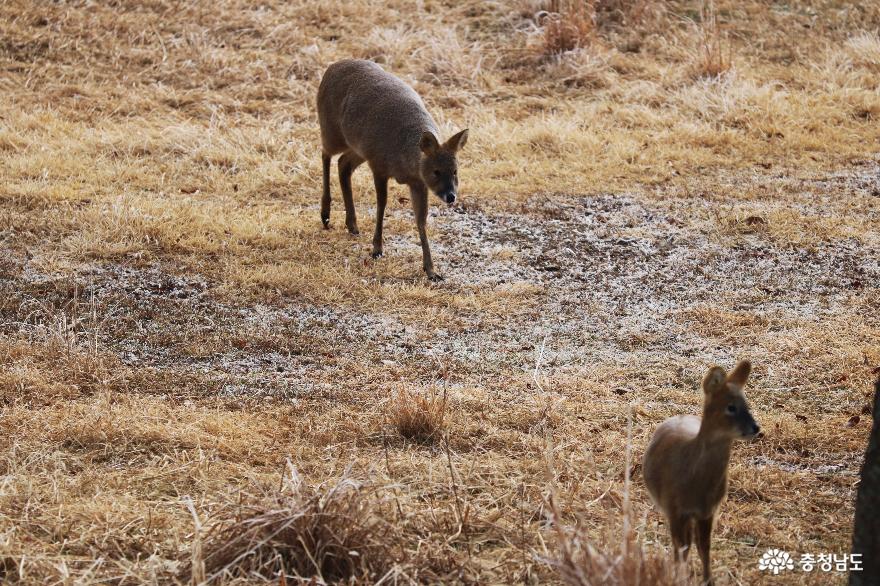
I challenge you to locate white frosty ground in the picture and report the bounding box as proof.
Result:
[6,174,876,413]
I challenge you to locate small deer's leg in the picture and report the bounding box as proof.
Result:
[338,151,364,235]
[410,182,440,281]
[372,173,388,258]
[321,152,332,229]
[670,515,693,563]
[695,517,714,585]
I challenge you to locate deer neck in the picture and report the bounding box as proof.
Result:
[692,421,734,477]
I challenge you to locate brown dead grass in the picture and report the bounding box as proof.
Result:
[541,1,598,55]
[388,387,448,444]
[546,415,688,586]
[196,466,396,584]
[1,0,879,584]
[692,0,732,78]
[550,521,687,586]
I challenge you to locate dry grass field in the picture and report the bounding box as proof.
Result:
[1,0,879,584]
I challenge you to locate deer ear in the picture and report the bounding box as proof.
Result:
[727,360,752,386]
[703,366,727,395]
[443,128,469,152]
[420,132,440,155]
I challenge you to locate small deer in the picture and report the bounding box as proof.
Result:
[642,360,760,585]
[317,59,469,281]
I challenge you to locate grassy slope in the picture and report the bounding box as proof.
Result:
[1,0,879,583]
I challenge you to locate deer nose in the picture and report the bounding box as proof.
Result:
[752,423,761,435]
[441,191,456,204]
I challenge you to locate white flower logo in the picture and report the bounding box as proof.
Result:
[759,548,794,574]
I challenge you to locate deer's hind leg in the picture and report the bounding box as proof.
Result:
[321,152,332,229]
[372,173,388,258]
[338,151,365,235]
[669,514,694,563]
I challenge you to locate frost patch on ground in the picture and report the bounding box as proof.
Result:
[432,193,878,366]
[750,455,857,476]
[2,189,877,398]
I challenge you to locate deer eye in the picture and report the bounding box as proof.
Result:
[433,170,441,177]
[726,404,737,415]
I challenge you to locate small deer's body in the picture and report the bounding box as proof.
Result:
[317,59,468,280]
[643,361,760,585]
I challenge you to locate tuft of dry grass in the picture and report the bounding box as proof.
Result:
[545,413,687,585]
[548,519,687,586]
[196,465,396,584]
[541,1,597,55]
[692,0,732,78]
[387,387,448,443]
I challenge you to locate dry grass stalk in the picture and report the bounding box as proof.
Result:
[694,0,732,78]
[388,387,448,443]
[545,408,687,585]
[548,517,687,586]
[196,465,396,584]
[184,496,206,585]
[542,1,597,55]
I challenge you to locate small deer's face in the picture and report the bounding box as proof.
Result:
[419,129,468,205]
[702,361,760,441]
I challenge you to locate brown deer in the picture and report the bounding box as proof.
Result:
[317,59,469,281]
[642,360,760,585]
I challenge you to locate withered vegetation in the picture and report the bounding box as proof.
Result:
[1,0,878,583]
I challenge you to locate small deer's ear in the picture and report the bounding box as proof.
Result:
[420,132,440,155]
[727,360,752,386]
[703,366,727,395]
[443,128,469,152]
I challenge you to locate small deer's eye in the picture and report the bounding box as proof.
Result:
[726,404,737,415]
[433,170,441,177]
